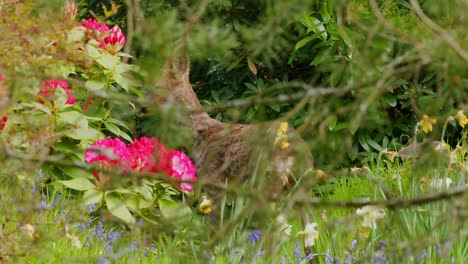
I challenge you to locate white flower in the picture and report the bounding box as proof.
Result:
[21,224,35,239]
[356,206,386,229]
[276,214,292,236]
[296,222,319,247]
[429,177,453,190]
[66,233,82,248]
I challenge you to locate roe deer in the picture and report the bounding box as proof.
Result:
[155,57,314,200]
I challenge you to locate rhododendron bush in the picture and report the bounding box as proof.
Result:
[0,2,196,224]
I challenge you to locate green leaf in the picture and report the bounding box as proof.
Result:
[83,188,104,206]
[328,116,337,131]
[60,178,95,191]
[105,194,136,225]
[159,199,191,219]
[383,94,397,107]
[97,53,119,70]
[59,111,88,128]
[358,133,371,152]
[62,167,90,179]
[85,80,107,91]
[66,127,103,141]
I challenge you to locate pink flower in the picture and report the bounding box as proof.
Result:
[169,151,197,192]
[84,137,197,191]
[80,19,126,54]
[64,1,77,20]
[81,18,110,33]
[0,116,7,132]
[85,138,131,180]
[38,79,75,105]
[103,26,126,54]
[0,74,5,81]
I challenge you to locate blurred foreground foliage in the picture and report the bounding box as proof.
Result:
[0,0,467,263]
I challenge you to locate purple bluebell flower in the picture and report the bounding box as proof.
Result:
[248,230,261,245]
[107,231,121,245]
[435,244,440,253]
[143,248,149,257]
[372,251,386,264]
[77,222,86,232]
[281,256,286,264]
[137,218,143,226]
[294,243,302,262]
[129,241,138,251]
[350,239,358,251]
[83,236,90,247]
[105,245,112,255]
[88,203,96,212]
[305,253,313,262]
[93,222,105,239]
[50,194,62,207]
[39,195,47,209]
[257,250,264,257]
[326,251,333,264]
[418,250,427,263]
[98,257,109,264]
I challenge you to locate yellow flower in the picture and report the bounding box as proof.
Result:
[455,110,467,128]
[277,122,288,135]
[279,137,289,149]
[315,169,328,181]
[199,196,212,214]
[421,114,437,133]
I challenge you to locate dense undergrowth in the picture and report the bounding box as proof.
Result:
[0,1,467,263]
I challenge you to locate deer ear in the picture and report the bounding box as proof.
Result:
[170,57,190,75]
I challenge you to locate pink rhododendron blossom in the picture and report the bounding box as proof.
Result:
[0,74,5,81]
[128,137,157,172]
[84,137,197,191]
[169,151,197,192]
[85,138,131,181]
[80,18,126,54]
[38,79,75,105]
[0,116,7,132]
[103,26,126,54]
[81,18,110,33]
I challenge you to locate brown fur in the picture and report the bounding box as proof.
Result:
[156,57,316,262]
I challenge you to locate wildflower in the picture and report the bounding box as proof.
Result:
[420,114,437,133]
[103,26,126,54]
[455,110,467,128]
[356,205,386,229]
[88,203,96,212]
[294,243,302,262]
[429,177,452,190]
[170,150,197,192]
[248,230,261,245]
[275,122,289,149]
[0,116,7,132]
[38,79,75,106]
[296,222,319,247]
[98,258,109,264]
[21,224,36,239]
[316,169,328,181]
[66,233,82,248]
[64,1,77,20]
[129,241,138,251]
[199,196,213,214]
[276,214,292,236]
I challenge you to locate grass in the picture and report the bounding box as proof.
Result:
[0,145,467,264]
